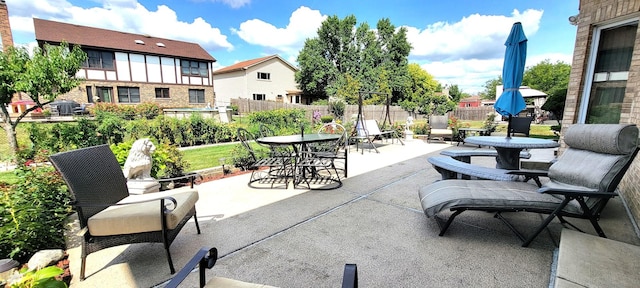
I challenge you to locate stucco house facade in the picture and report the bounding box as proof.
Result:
[33,18,217,108]
[565,0,640,230]
[212,55,304,106]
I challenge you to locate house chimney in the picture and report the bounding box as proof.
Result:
[0,0,14,52]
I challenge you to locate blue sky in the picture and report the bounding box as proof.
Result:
[5,0,579,94]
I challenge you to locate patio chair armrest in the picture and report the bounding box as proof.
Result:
[164,247,217,288]
[506,169,548,178]
[76,196,179,212]
[506,169,548,187]
[538,186,616,198]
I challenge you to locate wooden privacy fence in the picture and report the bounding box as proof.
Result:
[452,107,496,121]
[231,98,495,123]
[231,99,412,124]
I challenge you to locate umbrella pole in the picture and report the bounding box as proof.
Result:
[506,115,512,139]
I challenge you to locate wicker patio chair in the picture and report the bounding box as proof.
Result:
[49,144,201,280]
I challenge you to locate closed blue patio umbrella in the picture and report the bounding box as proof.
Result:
[494,22,527,138]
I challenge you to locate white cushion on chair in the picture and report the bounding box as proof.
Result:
[87,189,199,236]
[205,276,278,288]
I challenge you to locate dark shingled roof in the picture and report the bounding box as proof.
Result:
[33,18,216,62]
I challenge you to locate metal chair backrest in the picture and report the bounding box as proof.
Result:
[49,145,129,228]
[317,123,348,153]
[237,128,259,162]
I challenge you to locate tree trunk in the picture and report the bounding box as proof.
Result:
[2,118,18,159]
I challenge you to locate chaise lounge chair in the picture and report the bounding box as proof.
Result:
[418,124,639,246]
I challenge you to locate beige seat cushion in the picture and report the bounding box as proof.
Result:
[430,128,452,135]
[88,189,199,236]
[205,276,278,288]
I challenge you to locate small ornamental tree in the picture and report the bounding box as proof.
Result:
[0,42,86,159]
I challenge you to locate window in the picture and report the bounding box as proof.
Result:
[292,95,300,104]
[83,49,114,69]
[86,86,94,103]
[253,93,266,101]
[189,89,206,103]
[96,87,113,103]
[117,87,141,103]
[155,88,170,99]
[257,72,270,80]
[579,19,638,124]
[181,60,209,76]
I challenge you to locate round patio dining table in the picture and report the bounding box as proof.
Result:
[257,134,342,188]
[464,136,559,170]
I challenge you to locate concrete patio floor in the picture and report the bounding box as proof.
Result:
[65,139,640,288]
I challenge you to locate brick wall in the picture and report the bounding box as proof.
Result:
[565,0,640,230]
[0,1,14,51]
[64,81,214,108]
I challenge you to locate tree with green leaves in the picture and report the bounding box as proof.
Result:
[0,43,87,158]
[523,59,571,122]
[522,59,571,94]
[400,63,440,115]
[479,77,502,100]
[296,15,411,103]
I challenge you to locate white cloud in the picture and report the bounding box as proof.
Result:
[6,0,233,51]
[407,9,575,95]
[233,6,326,56]
[406,9,543,61]
[422,58,503,94]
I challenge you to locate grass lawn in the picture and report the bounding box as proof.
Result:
[181,143,240,171]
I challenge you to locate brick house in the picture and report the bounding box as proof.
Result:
[565,0,640,230]
[33,18,217,108]
[212,55,304,105]
[0,0,13,52]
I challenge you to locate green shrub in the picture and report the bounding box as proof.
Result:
[411,122,429,135]
[110,140,189,178]
[230,144,254,171]
[247,108,308,134]
[0,165,71,263]
[135,102,161,119]
[320,115,334,123]
[328,100,345,119]
[482,113,498,135]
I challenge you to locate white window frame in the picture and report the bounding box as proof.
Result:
[577,17,639,123]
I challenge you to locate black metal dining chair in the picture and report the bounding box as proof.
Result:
[237,128,294,189]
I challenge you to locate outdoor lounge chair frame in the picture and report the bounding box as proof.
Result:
[164,247,358,288]
[49,145,201,280]
[420,124,639,247]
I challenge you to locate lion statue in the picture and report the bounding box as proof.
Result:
[123,138,156,180]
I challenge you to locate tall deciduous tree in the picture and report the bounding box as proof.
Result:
[479,76,502,100]
[400,63,440,115]
[0,43,86,158]
[523,59,571,121]
[522,59,571,94]
[296,15,411,103]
